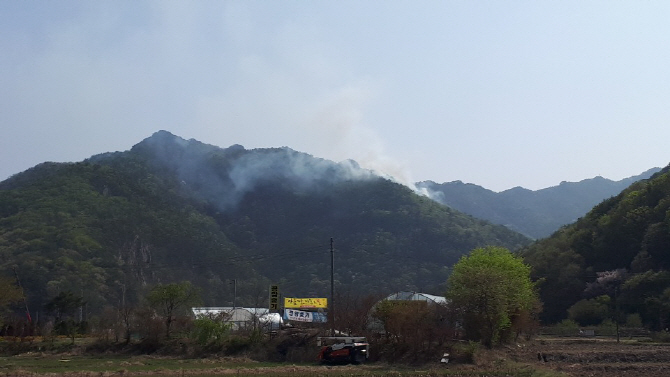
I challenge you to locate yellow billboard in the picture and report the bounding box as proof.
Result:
[284,297,328,309]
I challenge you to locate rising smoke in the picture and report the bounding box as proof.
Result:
[136,131,390,211]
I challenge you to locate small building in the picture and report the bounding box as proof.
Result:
[367,291,450,332]
[381,291,447,305]
[191,307,282,331]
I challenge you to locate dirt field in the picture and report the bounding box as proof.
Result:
[4,337,670,376]
[504,337,670,377]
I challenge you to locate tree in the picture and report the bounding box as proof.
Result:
[0,276,23,330]
[620,271,670,330]
[191,312,232,347]
[335,291,381,337]
[584,269,628,342]
[44,291,85,343]
[147,281,201,338]
[371,298,455,360]
[567,296,610,326]
[446,246,540,347]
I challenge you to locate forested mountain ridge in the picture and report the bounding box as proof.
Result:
[0,131,530,318]
[418,168,660,239]
[520,164,670,325]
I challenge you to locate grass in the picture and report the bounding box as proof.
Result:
[0,354,568,377]
[0,355,282,374]
[0,336,569,377]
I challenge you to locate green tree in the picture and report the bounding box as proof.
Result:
[191,312,232,347]
[567,296,610,326]
[620,271,670,330]
[44,291,85,343]
[446,246,540,347]
[0,276,23,329]
[584,269,628,342]
[147,281,201,338]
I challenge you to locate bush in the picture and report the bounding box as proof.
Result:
[651,331,670,343]
[224,335,252,355]
[626,313,643,328]
[448,341,480,364]
[567,297,610,326]
[551,319,580,336]
[596,319,617,336]
[191,316,231,347]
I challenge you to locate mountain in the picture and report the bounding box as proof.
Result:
[0,131,530,317]
[417,169,660,239]
[520,164,670,325]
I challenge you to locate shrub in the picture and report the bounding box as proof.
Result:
[552,319,580,336]
[651,331,670,343]
[191,315,231,347]
[567,296,610,326]
[596,319,617,336]
[449,341,480,364]
[224,335,252,355]
[625,313,643,328]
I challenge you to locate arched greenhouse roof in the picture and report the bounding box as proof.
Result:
[382,291,447,305]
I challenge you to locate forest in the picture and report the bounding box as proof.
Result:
[0,131,528,329]
[522,164,670,329]
[2,131,670,351]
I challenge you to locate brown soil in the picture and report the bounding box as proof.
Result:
[504,337,670,377]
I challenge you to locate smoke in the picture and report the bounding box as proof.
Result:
[413,182,446,203]
[297,82,426,193]
[227,147,378,194]
[138,132,386,211]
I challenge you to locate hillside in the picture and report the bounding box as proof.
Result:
[520,164,670,325]
[0,131,530,317]
[418,168,660,239]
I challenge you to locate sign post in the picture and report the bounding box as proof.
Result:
[269,285,279,311]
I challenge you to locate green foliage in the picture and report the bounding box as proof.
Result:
[446,246,540,347]
[0,157,246,321]
[551,319,580,336]
[44,291,85,343]
[620,270,670,330]
[147,281,201,338]
[626,313,643,328]
[448,341,480,364]
[651,330,670,342]
[0,131,532,323]
[522,164,670,325]
[567,296,610,326]
[0,276,23,327]
[596,319,618,336]
[418,168,659,239]
[191,314,232,347]
[224,335,253,355]
[0,281,20,305]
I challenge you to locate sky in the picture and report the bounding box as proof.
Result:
[2,1,669,192]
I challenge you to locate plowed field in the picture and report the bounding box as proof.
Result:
[506,337,670,377]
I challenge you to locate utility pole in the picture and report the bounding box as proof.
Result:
[231,279,237,309]
[80,288,84,322]
[330,237,335,337]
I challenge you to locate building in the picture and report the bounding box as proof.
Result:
[380,291,447,305]
[191,307,282,331]
[367,291,450,332]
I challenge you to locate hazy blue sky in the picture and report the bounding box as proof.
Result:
[2,1,669,191]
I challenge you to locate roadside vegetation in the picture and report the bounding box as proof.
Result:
[2,248,669,376]
[0,247,566,377]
